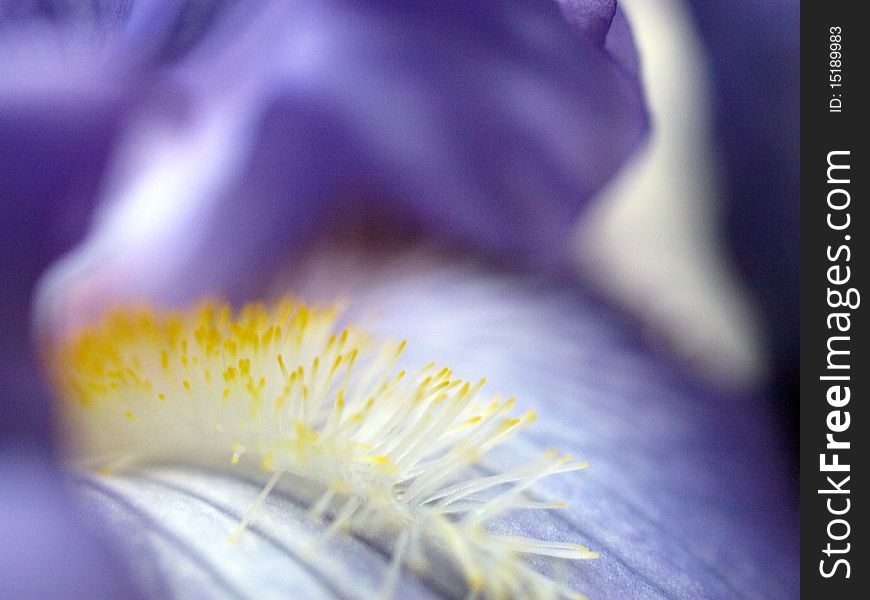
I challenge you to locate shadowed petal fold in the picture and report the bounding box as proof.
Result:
[42,0,648,315]
[686,0,800,414]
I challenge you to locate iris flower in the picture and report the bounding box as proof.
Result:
[2,1,796,599]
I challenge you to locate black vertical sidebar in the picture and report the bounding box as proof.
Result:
[801,2,868,597]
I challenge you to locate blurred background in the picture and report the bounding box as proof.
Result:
[576,0,798,473]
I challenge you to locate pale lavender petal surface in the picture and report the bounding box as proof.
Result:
[73,249,798,599]
[292,248,799,599]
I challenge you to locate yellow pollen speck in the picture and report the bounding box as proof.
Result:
[499,418,521,430]
[468,572,486,591]
[358,454,390,465]
[261,453,274,471]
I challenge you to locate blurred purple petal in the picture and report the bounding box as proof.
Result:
[42,0,647,317]
[0,28,149,600]
[0,451,143,600]
[686,0,799,417]
[1,38,127,442]
[556,0,616,46]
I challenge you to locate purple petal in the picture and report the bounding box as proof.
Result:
[44,0,647,317]
[292,248,799,598]
[0,451,143,599]
[76,466,448,600]
[0,27,153,600]
[556,0,617,47]
[686,0,799,406]
[0,31,128,442]
[70,249,797,599]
